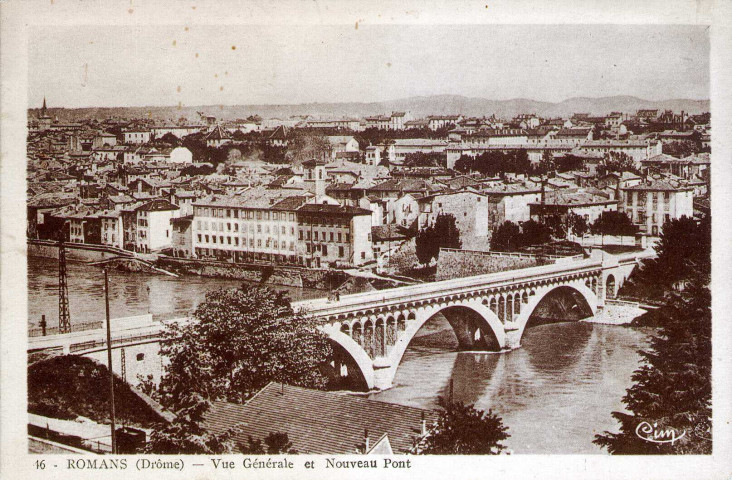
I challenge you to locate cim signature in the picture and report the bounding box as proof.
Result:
[635,422,686,445]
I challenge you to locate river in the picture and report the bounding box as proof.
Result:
[369,317,651,454]
[28,255,651,454]
[27,256,324,328]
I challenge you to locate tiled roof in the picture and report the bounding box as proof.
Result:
[623,177,694,192]
[206,125,231,141]
[137,199,179,212]
[642,153,686,164]
[533,189,617,207]
[28,192,78,208]
[297,204,371,216]
[202,383,434,454]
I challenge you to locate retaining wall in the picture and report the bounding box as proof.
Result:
[436,249,543,281]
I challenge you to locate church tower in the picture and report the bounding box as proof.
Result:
[38,97,52,132]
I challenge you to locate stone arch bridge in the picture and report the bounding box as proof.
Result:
[293,252,648,390]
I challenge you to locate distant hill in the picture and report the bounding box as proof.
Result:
[32,95,710,124]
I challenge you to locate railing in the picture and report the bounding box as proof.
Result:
[439,248,569,260]
[29,321,104,338]
[295,256,609,316]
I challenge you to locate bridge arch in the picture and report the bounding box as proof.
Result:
[513,282,598,348]
[606,274,616,299]
[382,299,507,389]
[326,329,376,390]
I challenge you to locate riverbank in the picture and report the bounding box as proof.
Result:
[28,239,404,290]
[585,301,648,326]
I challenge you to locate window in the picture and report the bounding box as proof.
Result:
[339,246,344,257]
[322,245,328,256]
[227,237,231,244]
[212,236,217,244]
[136,353,144,361]
[219,236,224,244]
[338,232,342,242]
[257,225,262,233]
[227,223,231,231]
[234,224,239,232]
[234,238,239,246]
[330,232,334,242]
[346,233,350,243]
[361,252,366,259]
[299,231,303,240]
[281,226,286,234]
[205,235,209,243]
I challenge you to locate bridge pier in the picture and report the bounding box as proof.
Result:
[372,358,394,390]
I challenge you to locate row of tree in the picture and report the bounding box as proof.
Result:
[488,211,638,252]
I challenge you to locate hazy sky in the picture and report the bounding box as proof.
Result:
[29,24,709,108]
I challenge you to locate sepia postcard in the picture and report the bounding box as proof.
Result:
[1,0,731,479]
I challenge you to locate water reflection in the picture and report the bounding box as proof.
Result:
[371,316,650,454]
[28,256,324,327]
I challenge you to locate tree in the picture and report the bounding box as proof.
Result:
[620,216,710,300]
[600,151,638,175]
[594,278,711,454]
[415,396,509,454]
[158,132,181,146]
[415,213,462,265]
[596,211,711,454]
[520,219,553,246]
[566,213,589,237]
[158,284,333,410]
[145,395,237,454]
[404,152,446,168]
[535,150,556,175]
[453,155,475,173]
[662,140,697,158]
[555,154,585,173]
[590,211,637,237]
[286,132,331,167]
[489,221,522,252]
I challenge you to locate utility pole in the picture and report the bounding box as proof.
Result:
[58,237,71,333]
[104,269,117,454]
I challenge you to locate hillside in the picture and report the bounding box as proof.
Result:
[31,95,709,123]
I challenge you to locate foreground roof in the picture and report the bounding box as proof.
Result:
[202,382,433,454]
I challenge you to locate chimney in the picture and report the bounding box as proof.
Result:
[364,429,369,452]
[421,412,427,436]
[540,177,546,204]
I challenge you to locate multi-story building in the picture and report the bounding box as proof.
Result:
[529,188,619,227]
[191,188,307,263]
[578,139,662,165]
[427,115,463,131]
[621,177,694,235]
[123,129,152,144]
[418,190,490,242]
[297,204,373,268]
[135,199,180,253]
[99,210,124,249]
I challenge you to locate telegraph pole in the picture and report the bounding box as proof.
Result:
[58,237,71,333]
[104,269,117,454]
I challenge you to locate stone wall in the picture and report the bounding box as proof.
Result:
[436,249,541,281]
[157,256,350,290]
